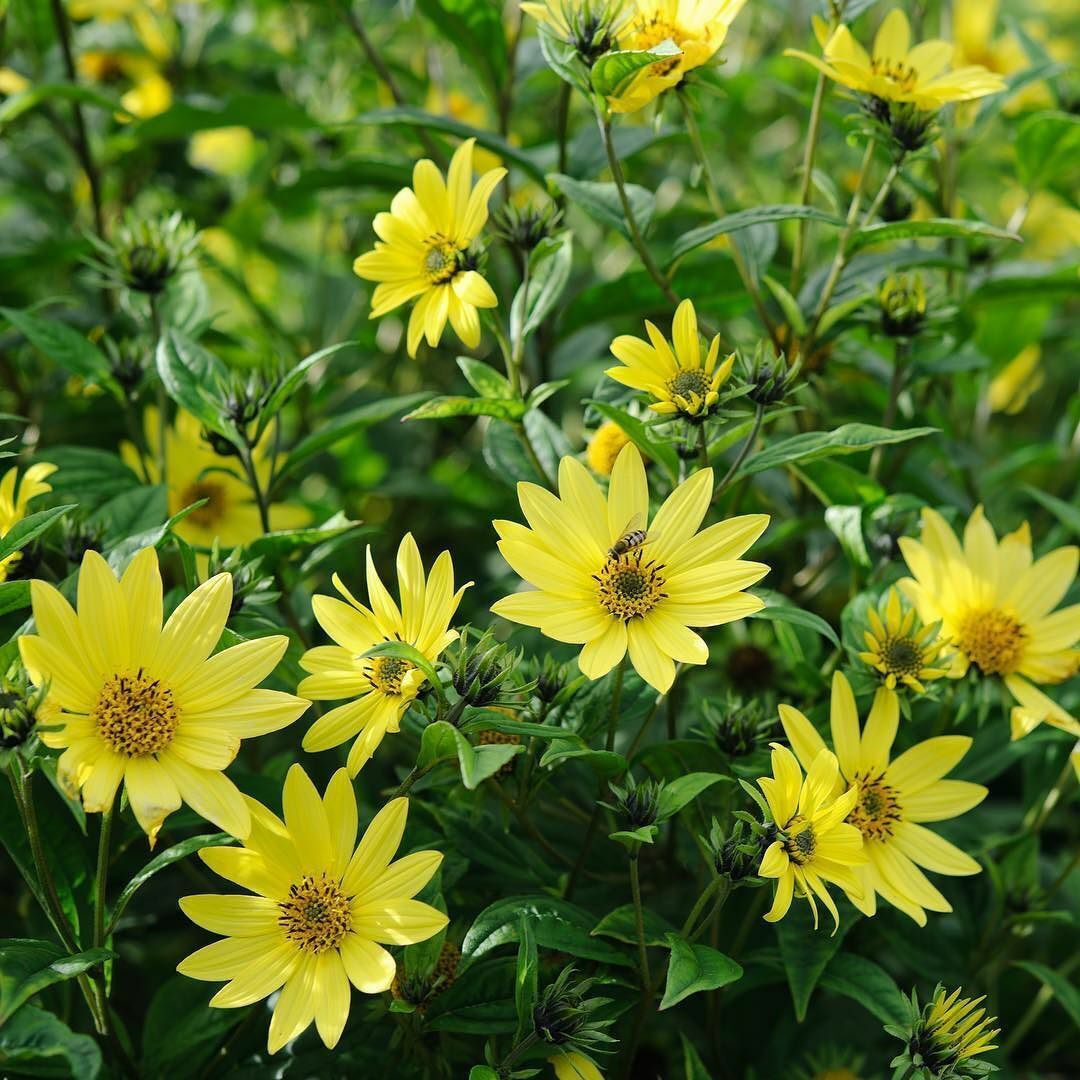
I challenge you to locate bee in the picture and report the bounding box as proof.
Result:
[607,515,648,559]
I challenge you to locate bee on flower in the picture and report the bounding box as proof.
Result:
[858,587,951,695]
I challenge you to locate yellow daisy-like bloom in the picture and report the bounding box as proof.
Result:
[120,407,310,555]
[188,126,258,176]
[178,765,447,1054]
[858,586,950,694]
[756,743,866,932]
[0,463,57,582]
[20,547,308,844]
[610,0,749,114]
[352,139,506,358]
[898,506,1080,741]
[298,535,470,775]
[986,345,1044,415]
[607,299,735,419]
[924,987,1000,1063]
[550,1051,604,1080]
[780,673,985,926]
[586,421,633,476]
[786,9,1005,110]
[76,50,172,119]
[491,444,769,693]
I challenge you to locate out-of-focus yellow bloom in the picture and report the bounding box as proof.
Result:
[987,345,1044,415]
[77,50,172,119]
[0,68,30,95]
[425,87,502,172]
[1002,190,1080,260]
[586,421,633,476]
[188,127,258,176]
[69,0,176,61]
[786,9,1005,110]
[0,464,57,582]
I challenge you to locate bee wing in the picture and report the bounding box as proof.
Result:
[620,513,646,535]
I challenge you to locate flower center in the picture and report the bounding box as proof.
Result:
[957,608,1026,675]
[595,550,667,621]
[870,57,918,92]
[667,368,712,407]
[880,636,924,677]
[179,480,228,528]
[367,654,413,695]
[92,669,179,756]
[783,816,816,865]
[847,772,902,842]
[278,873,351,953]
[631,18,684,76]
[422,238,461,284]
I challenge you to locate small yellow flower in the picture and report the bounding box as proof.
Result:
[898,506,1080,740]
[0,463,57,582]
[298,535,470,775]
[492,444,769,693]
[178,765,447,1054]
[986,344,1044,415]
[858,587,950,693]
[586,421,633,476]
[550,1051,604,1080]
[352,139,506,357]
[756,743,866,932]
[924,987,1000,1062]
[76,50,172,119]
[786,9,1005,110]
[20,547,308,844]
[780,673,985,926]
[0,67,30,95]
[188,127,258,176]
[607,299,735,419]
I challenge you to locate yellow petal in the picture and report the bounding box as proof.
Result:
[338,935,395,993]
[341,798,408,897]
[179,894,280,936]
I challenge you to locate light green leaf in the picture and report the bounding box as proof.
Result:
[825,505,871,569]
[1024,485,1080,538]
[511,232,574,346]
[0,941,114,1025]
[1,307,119,395]
[670,205,844,263]
[0,82,127,129]
[458,356,513,399]
[657,773,728,820]
[453,727,523,790]
[551,173,655,241]
[1013,961,1080,1031]
[417,720,460,770]
[590,42,680,98]
[255,341,358,440]
[405,395,527,422]
[749,589,840,649]
[0,504,77,565]
[762,275,807,335]
[155,330,237,441]
[587,401,680,482]
[415,0,507,92]
[514,913,537,1042]
[660,933,743,1010]
[848,218,1022,253]
[1015,110,1080,191]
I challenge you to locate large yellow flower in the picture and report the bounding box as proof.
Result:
[491,444,769,693]
[780,673,985,926]
[0,462,57,582]
[298,535,469,775]
[898,506,1080,740]
[178,765,447,1054]
[786,9,1005,110]
[756,743,865,931]
[121,407,309,554]
[352,139,506,357]
[20,547,308,844]
[607,298,734,419]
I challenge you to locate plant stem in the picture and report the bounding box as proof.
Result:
[1024,756,1074,833]
[696,423,709,471]
[93,808,113,950]
[148,294,168,485]
[629,848,651,985]
[389,755,455,799]
[679,876,721,938]
[499,1031,539,1073]
[870,337,910,478]
[605,656,626,752]
[714,402,765,498]
[555,83,572,181]
[790,69,829,294]
[239,441,272,533]
[1004,953,1080,1054]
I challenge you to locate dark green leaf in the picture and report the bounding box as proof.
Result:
[657,773,728,820]
[1023,485,1080,538]
[0,1004,102,1079]
[551,173,655,241]
[848,218,1022,253]
[592,904,677,947]
[255,341,358,439]
[670,205,844,263]
[514,913,537,1042]
[775,904,853,1021]
[0,504,77,564]
[659,933,743,1010]
[587,401,680,483]
[819,952,907,1026]
[415,0,507,93]
[0,308,119,394]
[749,589,840,649]
[0,940,114,1025]
[1013,961,1080,1031]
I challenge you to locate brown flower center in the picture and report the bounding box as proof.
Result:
[278,874,351,953]
[870,58,918,92]
[847,772,902,842]
[179,480,228,528]
[879,636,925,678]
[783,816,817,865]
[595,550,666,621]
[667,368,712,405]
[367,654,413,696]
[957,608,1026,675]
[92,669,179,756]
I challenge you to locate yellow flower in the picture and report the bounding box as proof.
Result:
[352,139,506,357]
[586,421,633,476]
[298,535,470,775]
[924,987,1000,1062]
[987,345,1044,415]
[858,586,950,693]
[425,87,503,173]
[178,765,447,1054]
[550,1051,604,1080]
[188,127,258,176]
[0,67,30,95]
[0,463,57,582]
[20,547,308,844]
[69,0,176,62]
[491,444,769,693]
[120,407,310,555]
[607,298,735,419]
[780,673,985,926]
[786,9,1005,110]
[608,0,748,113]
[76,50,172,119]
[756,743,866,932]
[898,506,1080,740]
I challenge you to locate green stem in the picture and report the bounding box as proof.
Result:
[629,849,651,985]
[688,878,730,942]
[714,402,765,498]
[93,808,113,950]
[239,441,272,534]
[1024,756,1074,833]
[790,68,830,294]
[1004,953,1080,1054]
[870,337,910,478]
[149,293,168,485]
[679,876,722,938]
[605,656,626,752]
[695,423,709,471]
[499,1031,539,1073]
[389,755,456,799]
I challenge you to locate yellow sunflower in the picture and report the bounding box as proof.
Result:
[491,444,769,693]
[120,406,310,555]
[20,547,308,844]
[786,9,1005,110]
[298,534,470,775]
[607,299,735,419]
[0,462,57,582]
[178,765,447,1053]
[898,506,1080,740]
[756,743,866,932]
[352,139,506,357]
[858,586,950,694]
[780,673,985,925]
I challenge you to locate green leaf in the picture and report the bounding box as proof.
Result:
[848,218,1022,253]
[1015,110,1080,191]
[0,1004,102,1079]
[418,720,464,770]
[40,446,141,504]
[682,1032,712,1080]
[255,341,358,440]
[463,897,632,968]
[511,232,574,346]
[749,589,840,649]
[453,727,523,790]
[458,356,513,399]
[762,274,807,335]
[610,824,659,847]
[0,504,76,565]
[0,307,119,394]
[670,205,844,263]
[469,1069,501,1080]
[415,0,507,93]
[126,94,317,142]
[483,418,544,485]
[0,940,114,1025]
[514,913,538,1042]
[592,904,677,947]
[735,423,938,480]
[460,710,578,742]
[425,955,517,1033]
[657,773,728,820]
[1013,961,1080,1031]
[818,953,907,1026]
[587,401,680,483]
[0,82,127,129]
[551,173,655,241]
[825,505,871,569]
[107,834,233,937]
[246,513,363,558]
[659,933,743,1010]
[539,740,627,777]
[404,395,527,422]
[1024,485,1080,538]
[775,904,853,1021]
[155,330,237,441]
[0,580,31,618]
[590,42,680,98]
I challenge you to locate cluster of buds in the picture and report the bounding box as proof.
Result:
[220,366,282,434]
[878,273,927,338]
[603,773,665,830]
[887,986,1000,1078]
[390,941,461,1014]
[491,201,563,256]
[206,545,280,617]
[532,967,617,1060]
[527,0,628,66]
[87,210,199,296]
[861,96,940,155]
[450,630,531,708]
[696,696,774,758]
[0,665,51,752]
[742,341,800,408]
[705,817,764,885]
